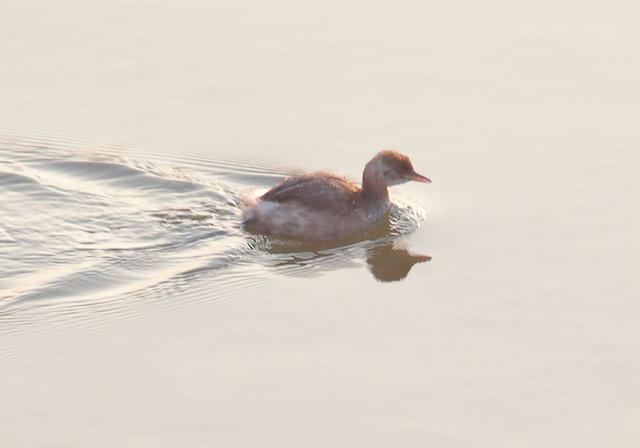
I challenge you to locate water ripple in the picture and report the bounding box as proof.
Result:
[0,132,429,329]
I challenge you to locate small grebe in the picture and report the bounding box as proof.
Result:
[242,150,431,241]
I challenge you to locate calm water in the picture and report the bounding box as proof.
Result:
[1,1,638,447]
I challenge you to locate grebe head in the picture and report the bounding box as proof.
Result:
[365,150,431,186]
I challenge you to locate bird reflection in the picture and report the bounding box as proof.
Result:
[256,213,431,282]
[366,243,431,282]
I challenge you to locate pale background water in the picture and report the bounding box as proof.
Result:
[1,1,638,447]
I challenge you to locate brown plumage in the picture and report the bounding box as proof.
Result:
[260,173,359,216]
[242,150,430,241]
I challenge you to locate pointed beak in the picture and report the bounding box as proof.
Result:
[408,171,432,183]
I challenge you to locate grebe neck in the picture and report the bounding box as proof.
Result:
[361,167,390,206]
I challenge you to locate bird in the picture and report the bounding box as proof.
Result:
[242,150,430,241]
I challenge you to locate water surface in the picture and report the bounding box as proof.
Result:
[0,135,429,327]
[1,1,638,447]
